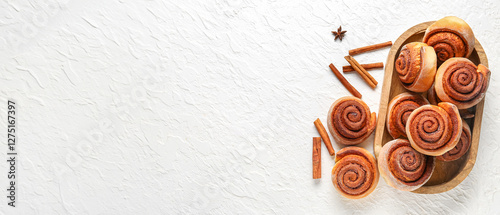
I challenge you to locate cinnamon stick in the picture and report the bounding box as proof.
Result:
[349,41,393,56]
[343,62,384,72]
[314,118,335,156]
[329,63,362,98]
[313,137,321,179]
[344,55,378,88]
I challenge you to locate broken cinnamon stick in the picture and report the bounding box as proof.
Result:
[314,118,335,156]
[329,63,362,98]
[349,41,393,56]
[343,62,384,72]
[313,137,321,179]
[344,55,378,88]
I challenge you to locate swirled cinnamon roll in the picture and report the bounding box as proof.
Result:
[378,139,435,191]
[327,96,376,145]
[437,120,471,162]
[331,147,379,199]
[395,42,437,92]
[386,93,429,139]
[406,102,462,156]
[423,16,475,63]
[435,57,490,109]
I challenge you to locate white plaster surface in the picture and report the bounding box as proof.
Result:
[1,0,500,214]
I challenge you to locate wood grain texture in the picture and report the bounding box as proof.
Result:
[373,21,487,194]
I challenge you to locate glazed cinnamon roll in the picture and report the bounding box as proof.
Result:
[406,102,462,156]
[378,139,435,191]
[437,120,471,162]
[423,16,475,63]
[327,96,376,145]
[386,93,429,139]
[331,147,379,199]
[435,57,490,109]
[395,42,437,92]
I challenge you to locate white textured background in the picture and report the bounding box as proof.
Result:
[1,0,500,214]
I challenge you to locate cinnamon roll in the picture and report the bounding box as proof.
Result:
[423,16,475,63]
[331,147,379,199]
[435,57,490,109]
[386,92,429,139]
[395,42,437,92]
[406,102,462,156]
[378,139,435,191]
[427,83,441,105]
[437,120,471,162]
[429,86,475,118]
[327,96,376,145]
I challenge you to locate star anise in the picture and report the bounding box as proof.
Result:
[332,26,347,41]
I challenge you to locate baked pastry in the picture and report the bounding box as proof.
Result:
[378,139,435,191]
[437,120,471,161]
[429,86,475,119]
[406,102,462,156]
[427,83,441,105]
[423,16,475,63]
[331,147,379,199]
[395,42,437,92]
[327,96,376,145]
[434,57,490,109]
[386,92,429,139]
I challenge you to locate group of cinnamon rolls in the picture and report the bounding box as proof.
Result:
[327,97,378,199]
[382,16,489,192]
[327,16,490,199]
[395,16,490,109]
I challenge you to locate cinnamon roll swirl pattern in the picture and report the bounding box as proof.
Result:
[406,102,462,156]
[437,121,471,162]
[378,139,435,191]
[386,93,429,139]
[423,16,475,63]
[395,42,437,92]
[327,96,376,145]
[434,58,490,109]
[331,147,379,199]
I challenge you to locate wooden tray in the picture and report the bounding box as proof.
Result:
[373,21,487,194]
